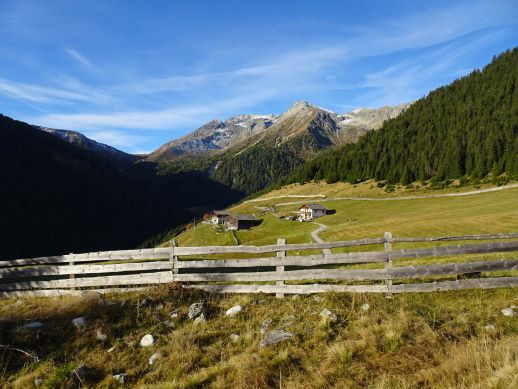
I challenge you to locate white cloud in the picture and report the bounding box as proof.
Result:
[31,90,276,131]
[0,78,95,103]
[65,48,97,71]
[2,0,516,153]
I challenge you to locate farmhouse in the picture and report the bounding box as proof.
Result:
[224,214,258,230]
[210,210,231,225]
[298,204,328,221]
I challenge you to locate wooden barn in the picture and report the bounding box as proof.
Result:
[298,204,328,221]
[210,210,231,225]
[224,214,258,230]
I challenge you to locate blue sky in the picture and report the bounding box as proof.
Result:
[0,1,517,153]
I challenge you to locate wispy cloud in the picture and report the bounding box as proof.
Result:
[0,78,95,104]
[1,0,515,152]
[356,30,504,106]
[31,90,276,131]
[64,48,99,73]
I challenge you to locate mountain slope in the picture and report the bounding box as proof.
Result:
[286,48,518,186]
[39,126,139,164]
[0,115,242,260]
[149,102,409,162]
[147,114,277,161]
[211,101,409,194]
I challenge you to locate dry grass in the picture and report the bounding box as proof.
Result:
[1,287,518,388]
[240,179,516,206]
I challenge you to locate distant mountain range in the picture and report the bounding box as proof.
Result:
[34,101,410,197]
[148,102,410,161]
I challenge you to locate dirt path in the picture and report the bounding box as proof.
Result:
[246,194,326,203]
[310,222,331,254]
[310,222,326,243]
[274,183,518,206]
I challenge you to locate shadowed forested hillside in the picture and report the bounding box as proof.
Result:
[0,115,242,260]
[286,48,518,185]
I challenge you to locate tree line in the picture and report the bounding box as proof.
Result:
[284,48,518,186]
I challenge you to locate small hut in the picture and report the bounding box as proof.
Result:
[210,210,231,225]
[224,214,258,230]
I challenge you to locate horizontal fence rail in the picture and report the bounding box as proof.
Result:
[1,232,518,297]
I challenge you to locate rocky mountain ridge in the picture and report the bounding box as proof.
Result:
[38,126,138,163]
[148,101,411,161]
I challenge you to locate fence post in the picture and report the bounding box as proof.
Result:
[384,232,393,297]
[69,253,76,290]
[170,240,178,281]
[276,238,286,298]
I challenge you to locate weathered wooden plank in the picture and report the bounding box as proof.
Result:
[393,233,518,243]
[0,239,385,267]
[0,287,150,298]
[390,241,518,260]
[186,277,518,294]
[390,258,518,279]
[173,238,385,255]
[390,277,518,293]
[0,268,388,290]
[173,268,387,282]
[184,284,388,294]
[0,261,173,278]
[8,276,517,296]
[176,251,387,269]
[0,272,175,291]
[0,249,171,267]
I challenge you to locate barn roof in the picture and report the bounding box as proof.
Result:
[235,214,257,221]
[300,203,327,211]
[212,210,231,216]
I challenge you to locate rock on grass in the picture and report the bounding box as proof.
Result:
[140,334,155,347]
[501,307,516,317]
[260,330,294,348]
[225,305,243,317]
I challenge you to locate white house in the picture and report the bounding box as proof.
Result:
[298,204,327,221]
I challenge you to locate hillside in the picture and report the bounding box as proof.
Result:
[2,181,518,388]
[147,115,277,161]
[38,126,139,165]
[0,115,242,260]
[286,48,518,186]
[209,102,409,194]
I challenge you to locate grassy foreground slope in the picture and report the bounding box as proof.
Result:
[1,287,518,388]
[2,182,518,388]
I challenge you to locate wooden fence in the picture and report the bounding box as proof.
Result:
[1,232,518,297]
